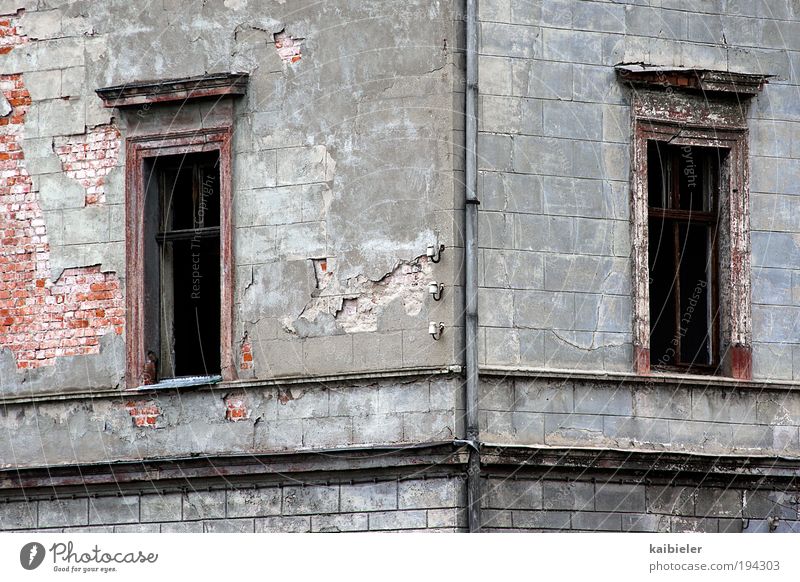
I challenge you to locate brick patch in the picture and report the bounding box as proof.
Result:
[225,393,249,421]
[0,11,27,55]
[54,124,121,205]
[0,73,124,368]
[125,401,160,428]
[240,335,253,370]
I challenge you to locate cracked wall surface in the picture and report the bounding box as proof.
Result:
[0,0,460,393]
[476,0,800,380]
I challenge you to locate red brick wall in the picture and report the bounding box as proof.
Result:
[0,11,26,55]
[0,25,125,370]
[54,124,121,205]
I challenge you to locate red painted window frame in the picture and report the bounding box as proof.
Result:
[125,127,235,387]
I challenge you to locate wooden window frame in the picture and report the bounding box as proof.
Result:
[632,119,751,379]
[125,128,235,387]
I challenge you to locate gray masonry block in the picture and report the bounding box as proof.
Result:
[514,289,574,329]
[695,489,744,518]
[480,211,515,251]
[753,342,793,380]
[544,412,604,443]
[542,101,603,141]
[542,481,594,512]
[398,478,459,510]
[161,522,203,533]
[226,488,282,518]
[115,524,160,533]
[282,485,339,515]
[573,383,633,416]
[571,511,623,531]
[88,496,140,525]
[377,382,430,414]
[622,513,671,533]
[482,172,544,214]
[542,28,604,64]
[670,516,720,533]
[514,215,575,254]
[512,509,571,529]
[603,416,670,445]
[513,135,573,176]
[352,414,404,444]
[573,1,625,34]
[479,55,513,95]
[512,59,572,100]
[340,482,398,513]
[183,491,226,521]
[486,478,542,510]
[542,176,606,218]
[479,287,514,327]
[480,0,511,23]
[140,493,182,523]
[691,390,758,424]
[478,134,513,171]
[480,22,538,59]
[402,410,460,441]
[544,254,629,294]
[203,519,254,533]
[38,498,88,528]
[594,483,646,513]
[0,501,37,530]
[514,379,573,413]
[312,513,369,532]
[302,417,353,448]
[743,490,800,520]
[368,509,427,530]
[254,516,311,533]
[753,305,800,343]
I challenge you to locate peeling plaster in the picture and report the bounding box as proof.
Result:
[287,256,432,335]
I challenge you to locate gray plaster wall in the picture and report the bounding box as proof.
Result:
[0,375,463,470]
[481,375,800,456]
[0,476,467,532]
[483,475,800,532]
[476,0,800,378]
[0,0,463,396]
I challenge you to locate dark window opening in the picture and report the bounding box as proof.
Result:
[647,141,722,372]
[144,151,221,379]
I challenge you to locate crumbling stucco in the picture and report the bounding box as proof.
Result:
[289,256,432,335]
[53,123,121,205]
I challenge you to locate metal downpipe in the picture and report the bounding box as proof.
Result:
[464,0,481,533]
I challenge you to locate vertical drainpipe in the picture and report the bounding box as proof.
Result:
[464,0,481,533]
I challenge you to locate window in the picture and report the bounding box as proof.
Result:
[147,152,222,378]
[96,73,247,388]
[124,128,235,388]
[616,65,769,379]
[647,142,722,372]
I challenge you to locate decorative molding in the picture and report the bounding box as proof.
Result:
[96,72,249,108]
[616,64,770,97]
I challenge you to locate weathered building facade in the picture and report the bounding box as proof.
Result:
[1,0,799,533]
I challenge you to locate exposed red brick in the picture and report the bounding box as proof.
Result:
[125,400,160,428]
[0,72,125,369]
[240,335,253,370]
[225,394,249,422]
[53,124,121,205]
[0,10,27,55]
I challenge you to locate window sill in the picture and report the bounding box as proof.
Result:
[128,375,223,392]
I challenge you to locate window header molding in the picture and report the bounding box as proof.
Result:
[615,64,770,98]
[96,72,249,109]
